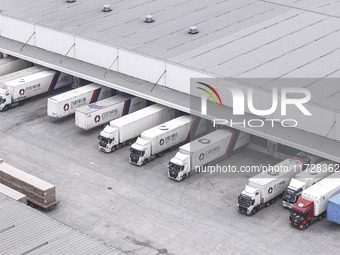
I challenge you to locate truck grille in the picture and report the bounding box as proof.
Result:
[169,171,178,178]
[290,216,301,227]
[238,206,248,215]
[130,156,139,164]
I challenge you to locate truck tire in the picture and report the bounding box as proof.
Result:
[271,198,276,204]
[318,214,323,221]
[305,221,310,229]
[142,159,148,165]
[251,207,258,215]
[111,146,116,152]
[265,201,270,207]
[3,105,9,111]
[181,174,187,181]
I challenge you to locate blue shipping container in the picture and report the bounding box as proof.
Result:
[327,193,340,224]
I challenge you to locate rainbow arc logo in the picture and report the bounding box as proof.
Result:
[196,82,222,115]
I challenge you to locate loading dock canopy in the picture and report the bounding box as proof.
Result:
[1,37,340,162]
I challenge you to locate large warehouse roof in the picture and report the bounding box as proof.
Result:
[0,194,125,254]
[1,0,340,161]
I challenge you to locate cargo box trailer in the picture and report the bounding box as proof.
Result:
[75,94,146,130]
[0,183,27,204]
[168,129,249,181]
[282,160,334,209]
[0,56,32,77]
[238,153,320,215]
[327,193,340,224]
[0,66,72,111]
[129,115,207,166]
[290,173,340,229]
[47,83,113,118]
[327,193,340,225]
[0,159,58,210]
[98,104,176,152]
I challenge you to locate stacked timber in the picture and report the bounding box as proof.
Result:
[0,159,58,209]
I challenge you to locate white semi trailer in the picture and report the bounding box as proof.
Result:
[75,94,146,130]
[98,104,176,152]
[282,160,334,209]
[168,129,250,181]
[129,115,206,166]
[47,83,113,118]
[0,56,32,76]
[0,66,72,111]
[237,153,320,215]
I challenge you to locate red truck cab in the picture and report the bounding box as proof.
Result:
[290,197,314,229]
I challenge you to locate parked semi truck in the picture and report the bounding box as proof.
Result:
[75,94,146,130]
[47,83,113,118]
[327,193,340,224]
[98,104,176,152]
[282,160,334,209]
[0,66,71,111]
[290,173,340,229]
[237,153,320,215]
[168,129,250,181]
[0,56,32,76]
[130,115,206,166]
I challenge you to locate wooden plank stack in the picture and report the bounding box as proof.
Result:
[0,183,27,204]
[0,159,57,208]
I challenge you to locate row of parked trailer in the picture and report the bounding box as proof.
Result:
[237,155,340,229]
[1,55,340,229]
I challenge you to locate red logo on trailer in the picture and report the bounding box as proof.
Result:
[19,89,25,95]
[94,115,101,123]
[198,138,211,144]
[268,187,273,194]
[199,153,205,161]
[64,103,70,111]
[159,139,165,146]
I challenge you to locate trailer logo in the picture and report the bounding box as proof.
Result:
[268,187,273,194]
[19,89,25,96]
[159,139,165,146]
[199,153,205,161]
[198,138,211,144]
[94,115,101,123]
[63,103,70,111]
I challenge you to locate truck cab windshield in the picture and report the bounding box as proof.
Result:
[98,136,109,145]
[130,148,144,156]
[290,209,306,219]
[238,194,252,208]
[169,162,183,172]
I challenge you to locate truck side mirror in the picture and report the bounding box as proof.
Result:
[255,192,259,196]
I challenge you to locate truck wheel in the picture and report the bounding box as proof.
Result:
[157,152,164,157]
[188,172,191,178]
[111,146,116,152]
[318,215,323,221]
[265,201,270,207]
[271,198,276,204]
[181,174,187,181]
[3,105,9,111]
[251,207,258,215]
[142,159,148,165]
[305,222,310,229]
[19,101,24,106]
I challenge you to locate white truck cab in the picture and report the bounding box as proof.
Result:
[129,138,151,165]
[0,88,11,111]
[168,152,190,181]
[98,125,119,152]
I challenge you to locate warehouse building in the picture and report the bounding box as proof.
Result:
[0,0,340,161]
